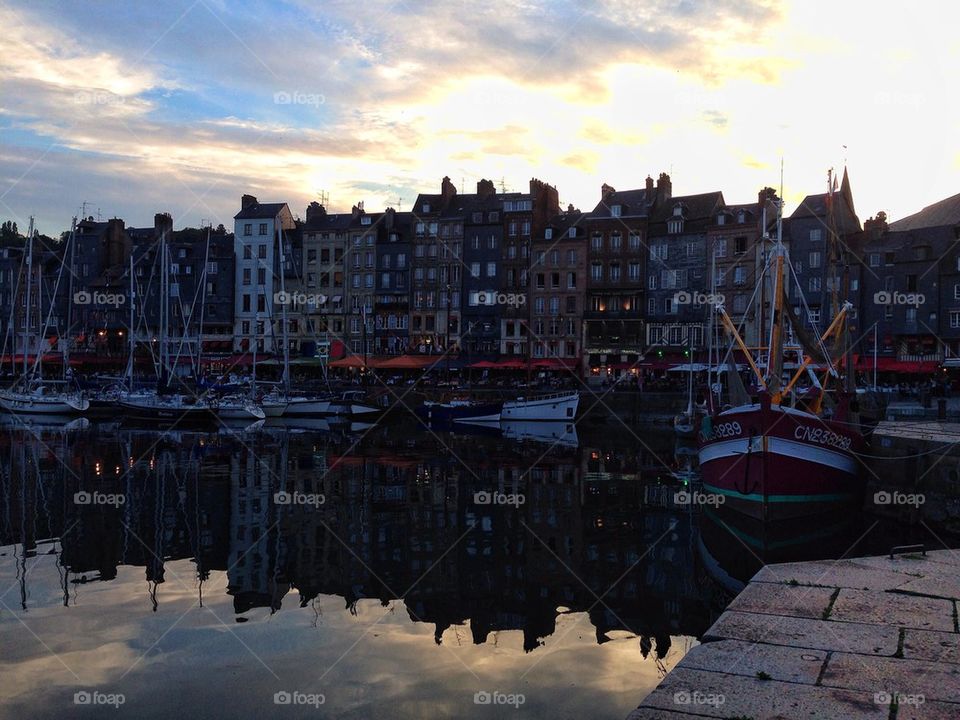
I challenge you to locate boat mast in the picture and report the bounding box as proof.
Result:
[276,224,291,396]
[195,226,211,378]
[127,253,135,391]
[23,216,34,380]
[160,225,169,389]
[64,217,77,378]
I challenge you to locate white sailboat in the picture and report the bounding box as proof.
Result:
[0,217,90,417]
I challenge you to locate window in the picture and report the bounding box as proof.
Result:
[954,284,960,300]
[567,272,577,289]
[397,253,406,269]
[258,245,267,259]
[810,229,823,242]
[486,262,496,278]
[870,253,881,267]
[652,243,668,261]
[591,262,603,281]
[609,263,621,282]
[629,232,641,251]
[809,251,821,268]
[611,205,621,217]
[536,273,545,289]
[907,274,918,292]
[243,245,252,260]
[257,268,266,285]
[610,234,622,252]
[951,311,960,329]
[242,268,251,285]
[668,219,683,234]
[242,294,251,312]
[647,297,657,315]
[734,237,747,255]
[470,262,480,278]
[591,235,603,251]
[535,297,545,315]
[567,249,577,265]
[734,266,745,286]
[259,223,267,236]
[733,295,747,314]
[906,307,917,323]
[243,224,252,236]
[648,274,658,290]
[628,262,640,281]
[549,297,560,315]
[566,296,576,313]
[545,228,553,240]
[809,277,821,292]
[715,238,727,257]
[509,221,517,236]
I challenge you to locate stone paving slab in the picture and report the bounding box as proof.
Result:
[898,700,960,720]
[903,628,960,665]
[829,588,956,631]
[752,558,913,591]
[897,575,960,600]
[703,610,900,655]
[637,667,887,719]
[820,652,960,703]
[676,639,826,684]
[725,581,836,619]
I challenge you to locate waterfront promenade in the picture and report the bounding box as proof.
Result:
[628,549,960,719]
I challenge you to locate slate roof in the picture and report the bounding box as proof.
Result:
[888,192,960,232]
[234,202,288,220]
[588,188,652,219]
[650,191,724,222]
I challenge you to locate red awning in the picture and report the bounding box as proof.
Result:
[468,360,498,369]
[855,356,940,373]
[531,358,580,370]
[328,354,368,368]
[0,353,62,364]
[495,359,526,369]
[377,355,437,369]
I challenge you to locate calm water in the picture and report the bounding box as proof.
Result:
[0,416,940,719]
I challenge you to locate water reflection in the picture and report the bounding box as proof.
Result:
[0,421,720,656]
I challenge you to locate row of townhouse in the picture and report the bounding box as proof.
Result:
[5,172,959,379]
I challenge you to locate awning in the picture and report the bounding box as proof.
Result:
[495,359,526,369]
[469,360,499,369]
[377,355,437,369]
[854,356,940,373]
[0,353,63,364]
[328,354,368,368]
[531,358,580,370]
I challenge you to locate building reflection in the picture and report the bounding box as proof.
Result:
[0,422,720,651]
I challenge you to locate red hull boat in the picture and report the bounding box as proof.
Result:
[698,394,864,520]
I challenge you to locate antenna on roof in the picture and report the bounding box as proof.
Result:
[499,177,507,194]
[397,196,403,211]
[318,190,329,208]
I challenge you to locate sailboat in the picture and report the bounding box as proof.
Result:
[697,182,864,521]
[0,217,90,417]
[118,221,216,424]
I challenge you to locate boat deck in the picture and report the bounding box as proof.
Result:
[627,549,960,719]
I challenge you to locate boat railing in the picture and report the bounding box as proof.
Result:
[510,390,579,402]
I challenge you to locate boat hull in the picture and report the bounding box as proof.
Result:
[0,392,89,415]
[698,401,864,521]
[501,392,579,422]
[119,398,217,424]
[415,401,502,423]
[283,398,333,416]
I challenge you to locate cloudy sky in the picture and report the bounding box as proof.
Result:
[1,0,957,235]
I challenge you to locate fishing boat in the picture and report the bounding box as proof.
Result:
[501,391,579,422]
[415,398,502,423]
[698,177,864,521]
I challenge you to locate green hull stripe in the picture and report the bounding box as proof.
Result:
[702,483,855,504]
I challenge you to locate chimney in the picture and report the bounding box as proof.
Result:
[154,212,173,237]
[305,201,326,223]
[351,203,364,220]
[656,173,672,207]
[567,203,575,213]
[106,218,130,269]
[601,183,616,200]
[241,194,257,210]
[476,179,496,198]
[645,176,654,195]
[441,176,457,206]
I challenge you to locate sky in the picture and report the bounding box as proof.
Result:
[0,0,957,236]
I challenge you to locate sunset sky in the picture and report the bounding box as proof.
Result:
[1,0,957,235]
